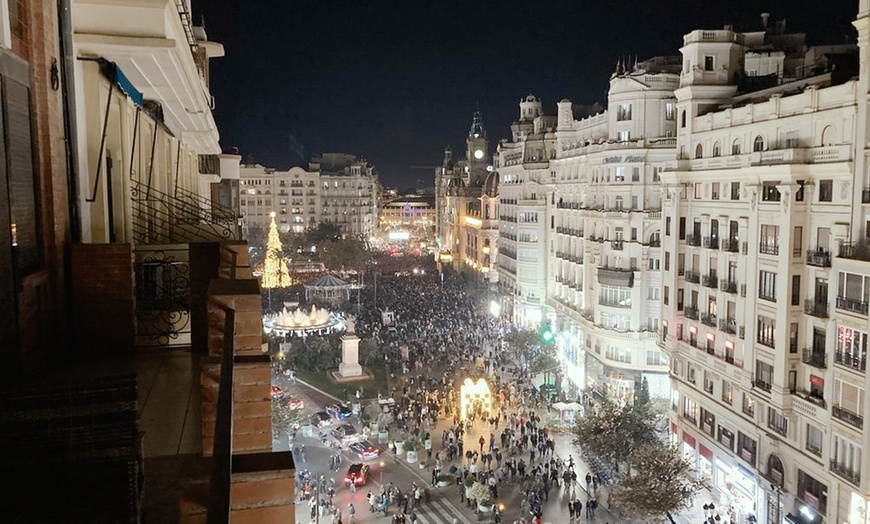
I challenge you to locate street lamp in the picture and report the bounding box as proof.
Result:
[380,460,385,484]
[771,483,782,524]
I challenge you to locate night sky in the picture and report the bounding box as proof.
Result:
[194,0,857,189]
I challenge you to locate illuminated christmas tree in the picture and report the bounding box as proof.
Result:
[261,212,292,289]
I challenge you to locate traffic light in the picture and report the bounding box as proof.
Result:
[540,322,555,344]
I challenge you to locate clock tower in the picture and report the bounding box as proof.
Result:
[466,110,488,185]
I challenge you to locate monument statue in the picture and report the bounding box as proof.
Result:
[345,314,356,335]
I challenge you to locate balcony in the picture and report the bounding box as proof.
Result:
[830,460,862,486]
[832,404,864,429]
[597,267,634,287]
[720,239,740,253]
[834,351,867,373]
[758,335,775,349]
[804,298,828,318]
[839,241,870,262]
[837,295,870,316]
[685,271,700,284]
[752,379,772,393]
[611,240,624,250]
[684,306,699,320]
[598,297,632,309]
[719,317,737,334]
[702,273,718,289]
[720,280,738,294]
[768,420,788,438]
[806,249,832,267]
[686,234,701,247]
[701,313,717,327]
[703,236,719,249]
[759,242,779,255]
[801,348,827,369]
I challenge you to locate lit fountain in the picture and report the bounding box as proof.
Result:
[263,305,343,336]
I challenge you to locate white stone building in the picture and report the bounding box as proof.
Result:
[661,12,867,524]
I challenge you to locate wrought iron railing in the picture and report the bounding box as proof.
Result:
[801,348,826,369]
[804,298,828,318]
[830,460,861,486]
[806,249,831,267]
[131,180,239,245]
[832,404,864,429]
[836,295,869,316]
[834,351,867,372]
[839,241,870,262]
[134,245,191,348]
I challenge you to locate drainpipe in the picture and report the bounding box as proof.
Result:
[58,0,81,243]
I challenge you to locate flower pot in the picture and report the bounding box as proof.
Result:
[395,440,405,455]
[406,450,418,463]
[477,503,493,513]
[378,430,389,443]
[437,480,450,487]
[370,422,379,433]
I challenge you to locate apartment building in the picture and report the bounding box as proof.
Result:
[662,12,865,524]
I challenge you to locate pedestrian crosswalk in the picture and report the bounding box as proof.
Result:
[406,496,471,524]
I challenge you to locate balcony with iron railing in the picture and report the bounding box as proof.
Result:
[758,334,776,349]
[611,240,624,250]
[720,280,738,294]
[597,267,634,287]
[836,295,869,316]
[759,242,779,255]
[598,297,632,308]
[720,238,740,253]
[806,249,832,267]
[703,236,719,249]
[768,419,788,438]
[719,317,737,334]
[801,348,827,369]
[830,460,861,486]
[804,298,828,318]
[685,270,700,284]
[686,234,701,247]
[752,379,772,393]
[832,404,864,429]
[702,273,718,289]
[684,306,699,320]
[839,241,870,262]
[835,351,867,373]
[701,313,717,327]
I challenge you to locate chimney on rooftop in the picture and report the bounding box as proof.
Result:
[761,12,770,29]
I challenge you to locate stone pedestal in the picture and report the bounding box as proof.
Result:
[330,334,373,383]
[338,335,363,377]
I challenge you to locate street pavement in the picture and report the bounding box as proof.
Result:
[278,371,717,524]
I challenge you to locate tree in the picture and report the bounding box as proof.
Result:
[261,213,293,289]
[318,237,372,271]
[271,394,306,443]
[636,376,651,406]
[612,443,691,523]
[573,394,659,469]
[503,329,539,369]
[306,221,343,245]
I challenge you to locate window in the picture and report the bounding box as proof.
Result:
[836,325,868,368]
[806,424,822,455]
[737,432,757,465]
[617,103,632,121]
[732,139,741,155]
[837,271,870,315]
[681,110,687,128]
[761,182,781,202]
[704,56,714,71]
[614,167,625,181]
[767,407,788,436]
[753,135,765,152]
[791,275,801,306]
[665,252,670,271]
[712,182,720,200]
[666,217,672,236]
[695,143,703,159]
[694,183,702,199]
[759,270,777,302]
[819,180,833,202]
[664,285,670,305]
[631,167,640,182]
[718,425,734,451]
[760,224,779,255]
[832,434,862,484]
[743,394,755,417]
[757,316,776,348]
[712,142,721,157]
[731,182,740,200]
[605,345,631,363]
[797,469,827,513]
[617,130,630,142]
[665,102,675,120]
[722,381,733,404]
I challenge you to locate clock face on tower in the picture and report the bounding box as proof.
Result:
[474,149,484,160]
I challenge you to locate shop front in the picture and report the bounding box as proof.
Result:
[714,459,758,523]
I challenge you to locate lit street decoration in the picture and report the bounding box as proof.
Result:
[459,378,491,421]
[261,212,293,289]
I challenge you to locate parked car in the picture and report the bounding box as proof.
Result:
[285,396,304,410]
[310,412,331,428]
[349,440,381,461]
[331,423,359,444]
[326,403,352,420]
[343,463,370,487]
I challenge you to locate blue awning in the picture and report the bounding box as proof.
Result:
[98,58,143,107]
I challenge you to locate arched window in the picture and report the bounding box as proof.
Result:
[731,139,741,155]
[768,454,784,487]
[695,144,703,159]
[712,141,721,157]
[753,135,765,152]
[681,110,687,128]
[821,125,836,146]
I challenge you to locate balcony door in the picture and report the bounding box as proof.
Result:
[815,278,828,305]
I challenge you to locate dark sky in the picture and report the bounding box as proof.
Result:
[194,0,857,189]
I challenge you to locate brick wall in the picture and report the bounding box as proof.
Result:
[70,243,136,355]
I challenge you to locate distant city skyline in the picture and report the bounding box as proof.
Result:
[195,0,857,188]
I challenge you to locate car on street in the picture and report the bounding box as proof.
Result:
[349,440,381,461]
[331,423,360,444]
[326,403,352,420]
[343,463,370,487]
[310,412,332,428]
[285,395,304,410]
